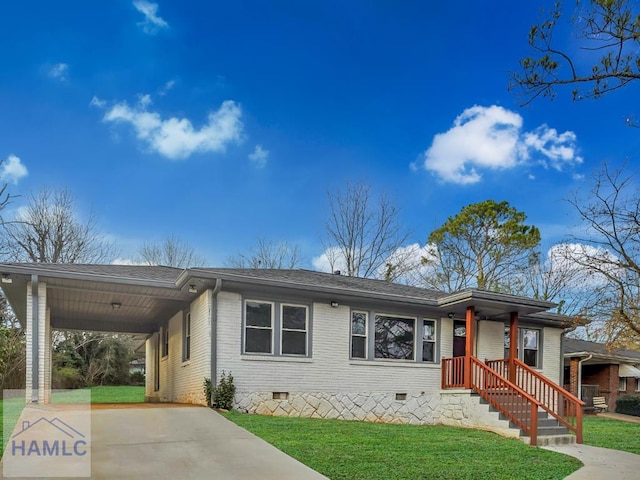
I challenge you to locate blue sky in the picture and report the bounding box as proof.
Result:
[1,0,639,268]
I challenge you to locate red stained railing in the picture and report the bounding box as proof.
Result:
[470,357,540,445]
[443,356,540,444]
[486,358,584,443]
[441,356,466,388]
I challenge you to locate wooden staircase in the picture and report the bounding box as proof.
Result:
[479,391,575,445]
[442,356,584,446]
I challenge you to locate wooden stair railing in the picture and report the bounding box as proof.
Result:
[468,357,540,445]
[443,357,541,444]
[486,358,584,443]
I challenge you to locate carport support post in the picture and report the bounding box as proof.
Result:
[25,275,49,403]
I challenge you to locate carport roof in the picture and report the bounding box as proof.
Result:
[0,263,191,334]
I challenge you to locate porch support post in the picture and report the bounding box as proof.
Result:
[464,305,475,389]
[509,311,518,383]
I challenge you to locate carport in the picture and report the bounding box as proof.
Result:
[0,263,196,403]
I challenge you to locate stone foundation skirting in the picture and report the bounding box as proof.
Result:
[234,390,516,438]
[236,391,452,425]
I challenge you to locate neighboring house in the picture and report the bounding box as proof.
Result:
[129,359,145,375]
[563,338,640,411]
[0,264,583,445]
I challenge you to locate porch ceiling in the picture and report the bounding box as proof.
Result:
[1,273,193,334]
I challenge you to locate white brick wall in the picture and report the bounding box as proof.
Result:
[145,287,566,418]
[440,318,453,358]
[145,291,211,405]
[541,326,562,385]
[145,333,156,398]
[217,292,442,396]
[171,290,211,404]
[476,320,505,361]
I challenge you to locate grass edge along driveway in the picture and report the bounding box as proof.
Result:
[223,411,582,480]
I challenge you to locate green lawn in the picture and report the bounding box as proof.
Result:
[85,385,145,404]
[583,416,640,455]
[223,411,583,480]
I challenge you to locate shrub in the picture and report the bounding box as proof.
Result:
[203,377,213,407]
[212,371,235,410]
[52,366,83,389]
[615,395,640,416]
[129,371,145,386]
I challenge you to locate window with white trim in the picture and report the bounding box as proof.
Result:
[619,377,627,391]
[351,310,437,363]
[281,304,308,355]
[422,320,436,362]
[183,311,191,361]
[245,301,274,354]
[374,314,415,360]
[243,300,310,356]
[522,329,539,367]
[351,311,367,359]
[504,327,542,368]
[636,378,640,392]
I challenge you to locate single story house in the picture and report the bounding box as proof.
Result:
[563,338,640,411]
[0,263,584,445]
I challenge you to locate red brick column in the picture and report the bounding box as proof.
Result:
[608,364,619,411]
[569,357,580,398]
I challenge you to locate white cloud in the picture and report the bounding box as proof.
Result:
[48,63,69,81]
[0,154,28,184]
[100,96,243,160]
[248,145,269,168]
[547,243,619,287]
[111,258,146,266]
[159,80,175,96]
[90,96,106,108]
[138,93,152,108]
[421,105,581,185]
[312,246,346,274]
[133,1,168,34]
[522,125,583,170]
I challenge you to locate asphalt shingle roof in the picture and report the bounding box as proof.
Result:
[195,268,447,301]
[564,338,640,361]
[2,263,183,283]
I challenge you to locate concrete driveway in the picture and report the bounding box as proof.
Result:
[2,404,329,480]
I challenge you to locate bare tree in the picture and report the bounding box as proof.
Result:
[511,0,640,106]
[226,238,302,269]
[137,235,206,268]
[562,163,640,344]
[322,183,410,279]
[1,186,116,263]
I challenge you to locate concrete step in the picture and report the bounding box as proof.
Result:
[520,434,576,447]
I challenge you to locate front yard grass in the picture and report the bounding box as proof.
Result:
[223,411,583,480]
[583,416,640,455]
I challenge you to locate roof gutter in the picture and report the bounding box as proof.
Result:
[577,354,593,400]
[210,279,222,391]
